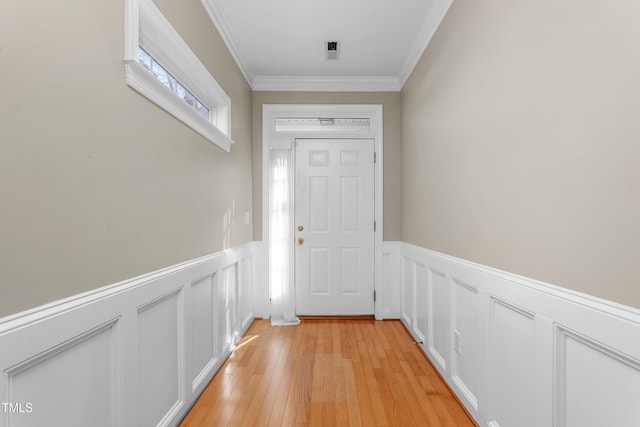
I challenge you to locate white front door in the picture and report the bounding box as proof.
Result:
[294,138,375,315]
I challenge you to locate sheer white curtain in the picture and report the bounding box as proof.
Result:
[268,149,300,326]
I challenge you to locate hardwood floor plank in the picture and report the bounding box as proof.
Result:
[342,358,364,426]
[180,319,476,427]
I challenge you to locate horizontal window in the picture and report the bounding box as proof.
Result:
[137,47,210,120]
[124,0,233,151]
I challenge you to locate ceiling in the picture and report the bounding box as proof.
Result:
[201,0,453,92]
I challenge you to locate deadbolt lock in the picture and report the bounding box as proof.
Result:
[298,225,304,232]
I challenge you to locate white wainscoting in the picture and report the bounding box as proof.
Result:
[5,240,638,426]
[0,242,257,427]
[384,242,640,427]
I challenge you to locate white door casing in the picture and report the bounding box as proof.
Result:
[261,104,384,320]
[294,139,375,315]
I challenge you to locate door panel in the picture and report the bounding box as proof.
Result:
[295,139,375,315]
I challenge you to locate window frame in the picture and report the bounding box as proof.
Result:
[124,0,233,151]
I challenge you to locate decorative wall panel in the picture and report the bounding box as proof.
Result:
[428,268,449,371]
[6,321,118,427]
[0,242,256,427]
[137,290,182,427]
[391,241,640,427]
[451,279,479,410]
[556,326,640,427]
[190,275,215,391]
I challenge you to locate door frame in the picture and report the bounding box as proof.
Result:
[262,104,384,319]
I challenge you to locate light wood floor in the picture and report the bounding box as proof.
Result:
[180,319,476,427]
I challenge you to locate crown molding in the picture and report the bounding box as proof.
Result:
[202,0,453,92]
[397,0,454,87]
[200,0,254,86]
[252,75,402,92]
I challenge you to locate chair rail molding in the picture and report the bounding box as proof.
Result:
[384,241,640,427]
[0,242,258,427]
[3,240,638,426]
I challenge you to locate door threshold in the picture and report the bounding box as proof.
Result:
[297,315,375,321]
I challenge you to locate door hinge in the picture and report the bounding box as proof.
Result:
[374,290,377,302]
[374,152,377,163]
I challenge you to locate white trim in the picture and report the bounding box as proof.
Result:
[452,375,479,411]
[200,0,452,92]
[200,0,253,87]
[262,104,384,319]
[421,245,640,325]
[124,0,233,151]
[0,251,228,332]
[0,243,257,333]
[4,318,119,376]
[553,324,640,427]
[3,240,639,426]
[397,0,454,87]
[252,75,402,92]
[388,241,640,427]
[0,242,257,427]
[381,241,402,319]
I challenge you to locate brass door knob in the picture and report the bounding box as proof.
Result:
[297,237,304,245]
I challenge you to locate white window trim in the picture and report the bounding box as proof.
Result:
[124,0,233,151]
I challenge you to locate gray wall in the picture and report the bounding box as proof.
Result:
[0,0,253,317]
[401,0,640,308]
[4,0,637,317]
[252,91,402,241]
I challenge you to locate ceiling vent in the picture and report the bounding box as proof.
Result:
[326,41,340,60]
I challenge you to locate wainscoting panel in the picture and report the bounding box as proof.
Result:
[6,320,118,427]
[451,279,480,410]
[380,244,401,319]
[389,242,640,427]
[0,242,257,427]
[428,267,449,372]
[217,264,237,357]
[555,326,640,427]
[401,256,414,327]
[414,261,428,345]
[488,296,536,427]
[4,241,639,426]
[190,274,215,392]
[137,289,183,427]
[239,255,254,330]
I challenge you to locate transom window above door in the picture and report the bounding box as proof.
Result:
[274,118,371,133]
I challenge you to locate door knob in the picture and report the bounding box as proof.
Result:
[297,237,304,245]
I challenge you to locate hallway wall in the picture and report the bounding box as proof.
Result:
[0,0,253,317]
[391,241,640,427]
[0,243,257,427]
[401,0,640,308]
[252,91,402,241]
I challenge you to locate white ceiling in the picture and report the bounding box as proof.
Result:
[201,0,453,91]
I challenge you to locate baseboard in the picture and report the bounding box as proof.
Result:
[391,241,640,427]
[397,319,480,427]
[0,242,258,427]
[298,315,375,321]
